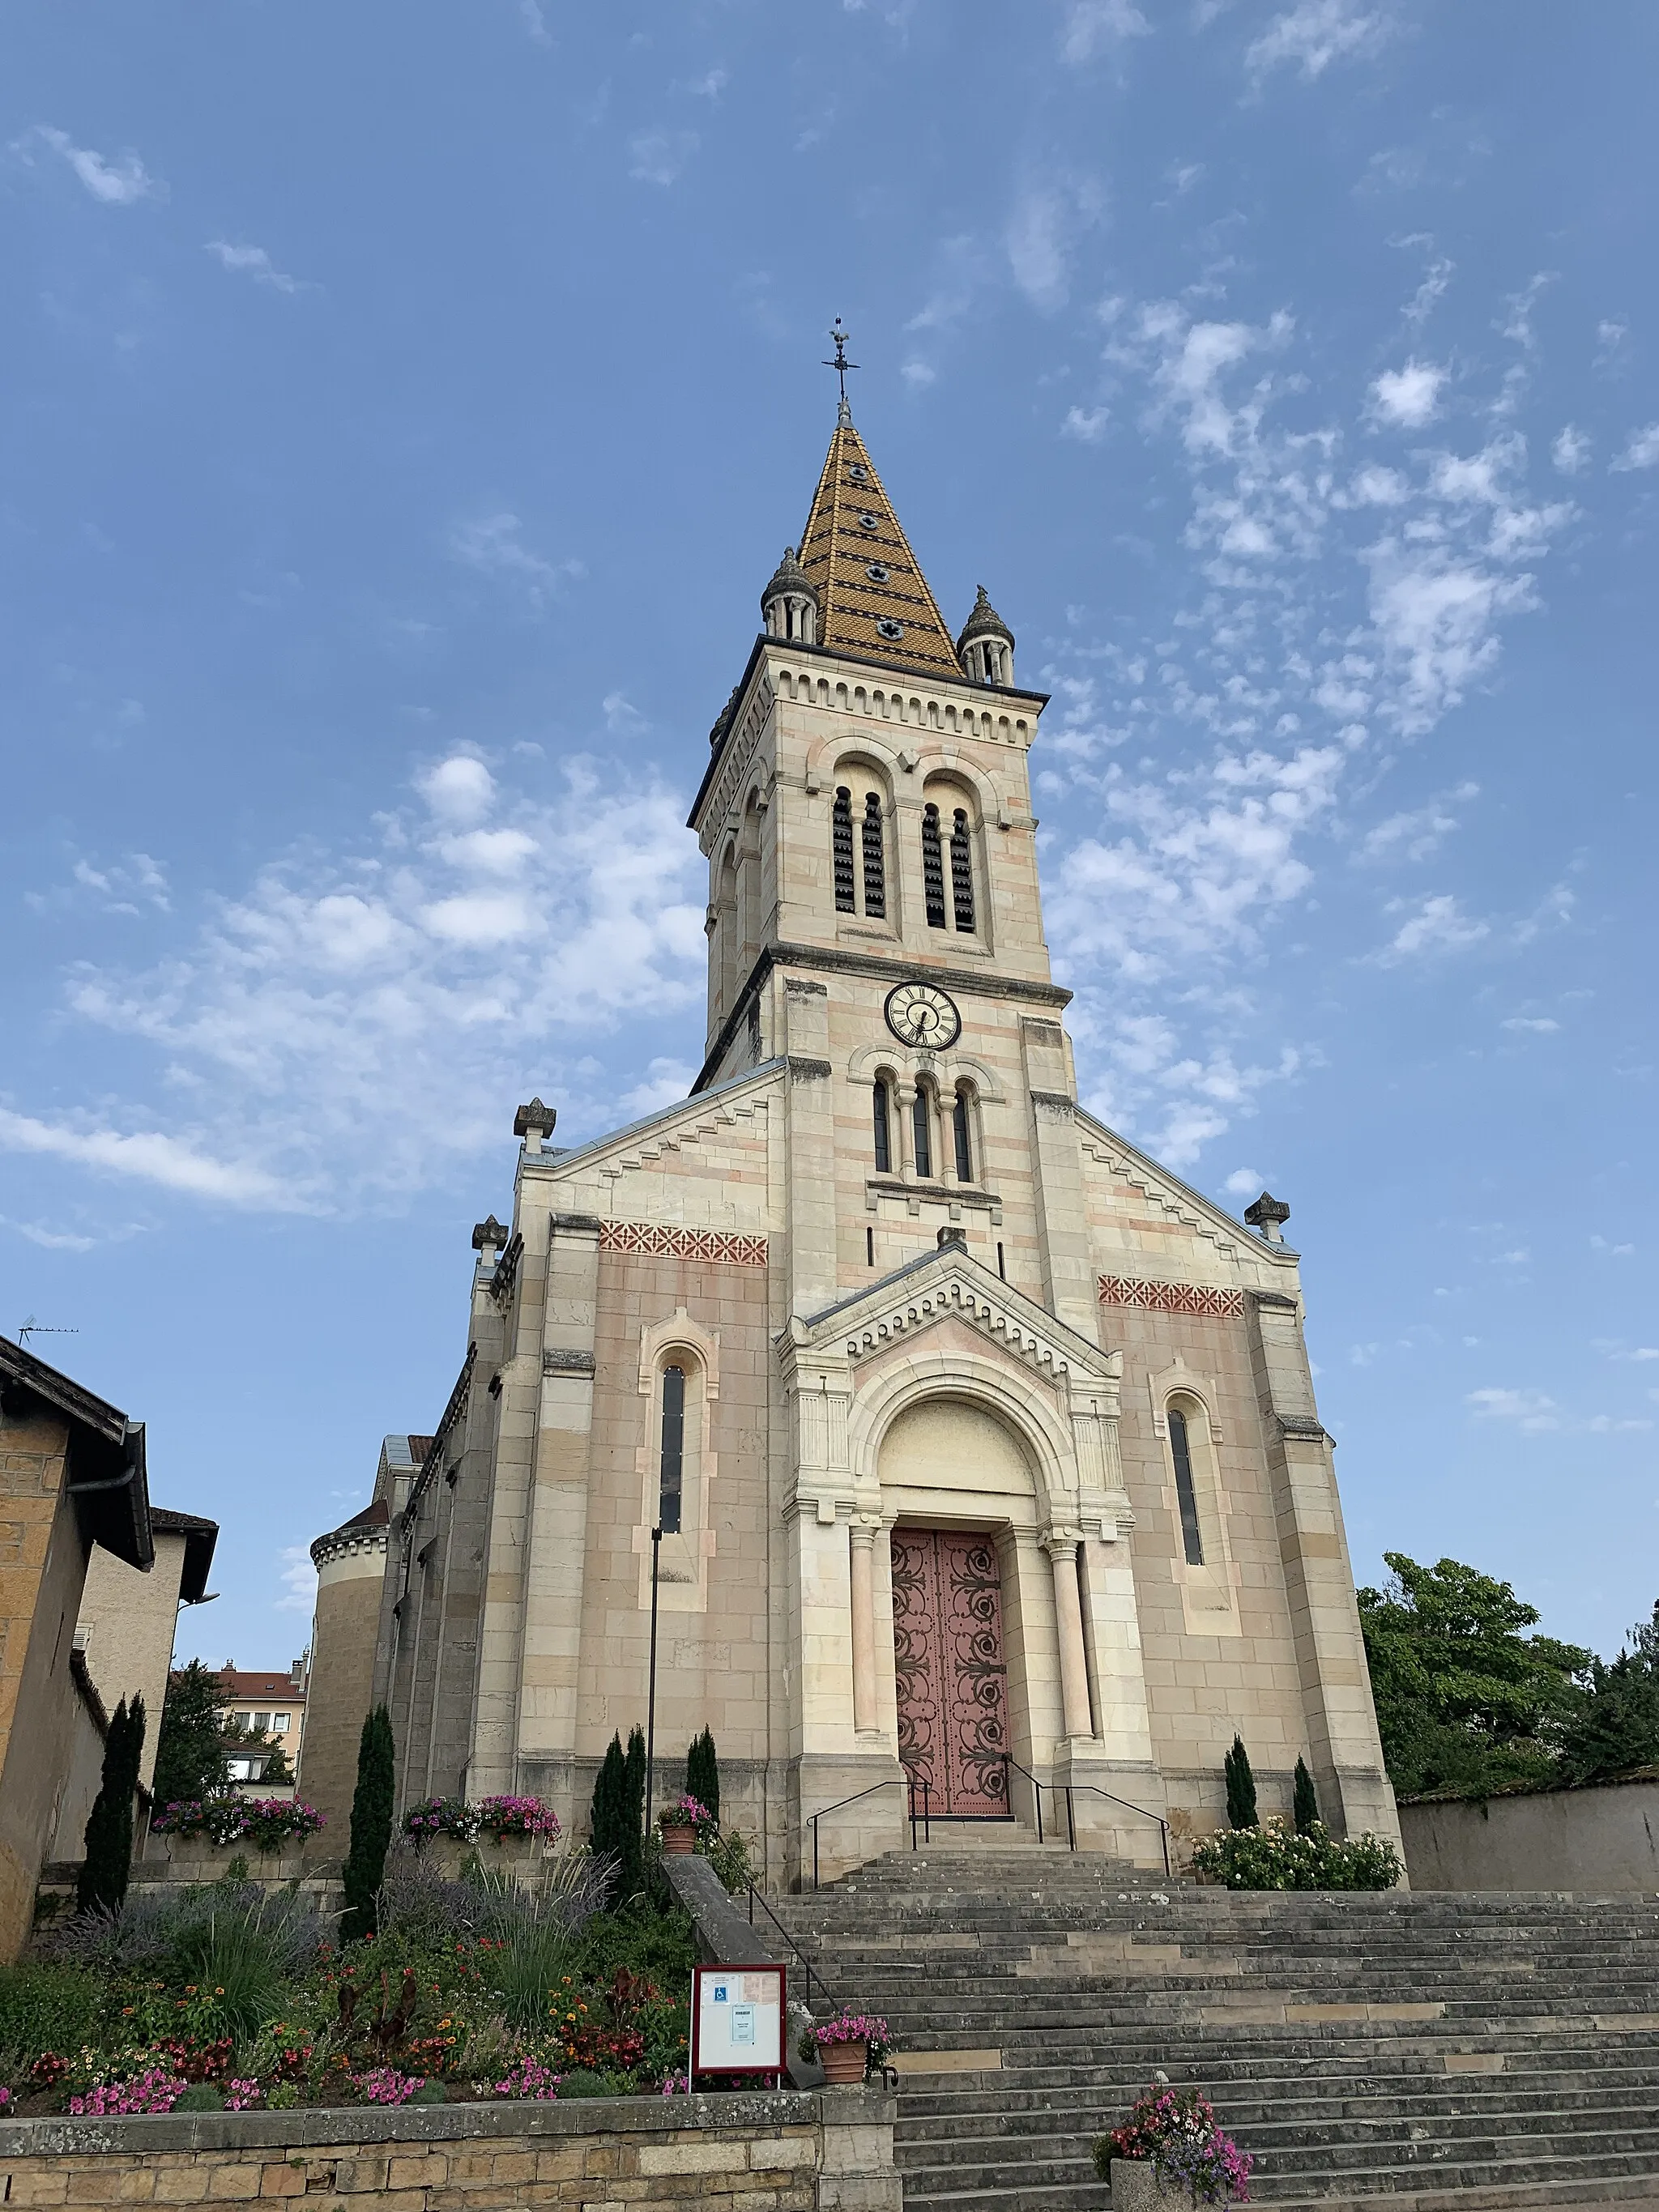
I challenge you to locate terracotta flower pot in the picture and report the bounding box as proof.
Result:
[660,1822,697,1855]
[818,2038,869,2086]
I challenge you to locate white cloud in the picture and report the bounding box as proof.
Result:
[6,1220,97,1252]
[449,514,583,615]
[1368,359,1446,428]
[1468,1386,1559,1433]
[45,752,708,1213]
[617,1059,697,1119]
[1588,1414,1654,1434]
[1061,1,1149,63]
[901,360,936,389]
[1246,0,1391,82]
[275,1546,318,1614]
[1551,424,1591,474]
[1501,1015,1558,1034]
[688,68,729,99]
[1363,536,1537,736]
[206,241,305,295]
[1223,1167,1264,1196]
[1358,782,1478,863]
[0,1107,292,1208]
[628,130,700,185]
[1005,178,1103,311]
[1061,406,1109,443]
[518,0,551,41]
[1374,892,1489,963]
[15,124,160,205]
[1612,423,1659,472]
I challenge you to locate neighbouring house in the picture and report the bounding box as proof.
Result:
[216,1658,309,1788]
[0,1333,154,1960]
[74,1507,219,1796]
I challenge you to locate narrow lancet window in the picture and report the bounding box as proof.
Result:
[872,1080,892,1174]
[659,1364,686,1535]
[1168,1407,1205,1566]
[861,793,886,918]
[950,809,975,932]
[833,789,855,913]
[911,1090,933,1178]
[953,1093,972,1182]
[922,804,946,928]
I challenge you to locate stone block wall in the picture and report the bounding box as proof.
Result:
[0,2089,900,2212]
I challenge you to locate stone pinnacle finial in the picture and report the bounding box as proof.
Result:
[1244,1191,1291,1244]
[471,1215,510,1256]
[513,1097,557,1154]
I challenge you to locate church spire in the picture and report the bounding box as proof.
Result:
[795,392,962,680]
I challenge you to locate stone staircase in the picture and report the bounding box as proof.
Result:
[766,1844,1659,2212]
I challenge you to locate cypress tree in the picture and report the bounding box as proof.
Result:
[1223,1733,1258,1830]
[78,1694,145,1916]
[341,1704,394,1942]
[685,1727,720,1824]
[590,1733,626,1866]
[621,1724,646,1903]
[1293,1756,1320,1835]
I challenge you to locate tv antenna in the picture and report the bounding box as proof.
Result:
[17,1315,79,1347]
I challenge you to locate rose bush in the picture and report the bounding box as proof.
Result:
[1188,1818,1402,1892]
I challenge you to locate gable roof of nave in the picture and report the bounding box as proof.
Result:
[1073,1102,1301,1286]
[517,1055,781,1204]
[791,1242,1119,1393]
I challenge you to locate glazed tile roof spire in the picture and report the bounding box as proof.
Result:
[797,338,963,679]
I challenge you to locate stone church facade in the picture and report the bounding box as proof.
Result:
[310,399,1400,1885]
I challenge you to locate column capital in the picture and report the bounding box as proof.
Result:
[1043,1526,1084,1562]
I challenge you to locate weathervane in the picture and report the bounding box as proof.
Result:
[822,318,859,411]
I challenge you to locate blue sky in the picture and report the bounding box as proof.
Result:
[3,1,1655,1670]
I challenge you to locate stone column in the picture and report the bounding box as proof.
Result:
[850,1522,881,1734]
[1046,1535,1094,1741]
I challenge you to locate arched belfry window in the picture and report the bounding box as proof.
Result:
[922,804,946,929]
[832,789,855,914]
[659,1364,686,1535]
[1167,1406,1205,1566]
[911,1087,934,1179]
[952,1089,973,1182]
[950,810,975,932]
[872,1079,892,1174]
[861,793,886,918]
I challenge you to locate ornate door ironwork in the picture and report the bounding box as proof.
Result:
[890,1528,1010,1818]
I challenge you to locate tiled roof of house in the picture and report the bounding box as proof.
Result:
[216,1667,305,1703]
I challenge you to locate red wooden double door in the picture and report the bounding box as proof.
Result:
[890,1527,1011,1818]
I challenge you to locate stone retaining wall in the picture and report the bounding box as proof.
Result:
[1399,1773,1659,1892]
[0,2088,899,2212]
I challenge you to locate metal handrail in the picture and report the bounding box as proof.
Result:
[741,1876,835,2014]
[1000,1752,1171,1876]
[808,1767,930,1890]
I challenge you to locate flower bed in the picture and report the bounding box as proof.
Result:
[1188,1818,1402,1891]
[151,1800,326,1853]
[403,1796,561,1846]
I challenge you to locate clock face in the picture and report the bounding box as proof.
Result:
[885,981,962,1051]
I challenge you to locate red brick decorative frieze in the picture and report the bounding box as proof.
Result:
[599,1221,769,1267]
[1098,1275,1245,1318]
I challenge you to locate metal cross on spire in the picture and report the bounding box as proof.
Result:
[823,318,859,420]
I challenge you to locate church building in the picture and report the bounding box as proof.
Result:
[313,377,1401,1886]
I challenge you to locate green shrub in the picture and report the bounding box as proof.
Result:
[1222,1734,1257,1831]
[556,2069,609,2098]
[1293,1758,1320,1835]
[0,1963,100,2061]
[173,2086,224,2112]
[697,1826,756,1896]
[1190,1817,1402,1891]
[78,1696,145,1917]
[409,2080,447,2104]
[153,1662,233,1808]
[342,1705,395,1943]
[685,1728,719,1826]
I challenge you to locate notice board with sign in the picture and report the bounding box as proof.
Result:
[691,1963,785,2079]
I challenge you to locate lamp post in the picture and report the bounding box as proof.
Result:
[644,1525,663,1840]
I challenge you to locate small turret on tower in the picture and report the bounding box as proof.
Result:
[761,545,819,645]
[957,585,1015,687]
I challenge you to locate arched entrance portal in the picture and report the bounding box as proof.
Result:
[879,1396,1035,1820]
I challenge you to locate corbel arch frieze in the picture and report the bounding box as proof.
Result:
[844,1039,1009,1105]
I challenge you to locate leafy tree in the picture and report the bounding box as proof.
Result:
[259,1735,293,1787]
[78,1694,145,1916]
[590,1733,627,1877]
[341,1705,394,1942]
[151,1660,232,1806]
[1560,1600,1659,1784]
[1293,1757,1320,1835]
[620,1724,646,1901]
[685,1727,720,1824]
[1223,1734,1257,1830]
[1358,1553,1590,1797]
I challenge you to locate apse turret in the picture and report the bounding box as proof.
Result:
[957,585,1015,687]
[761,544,820,646]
